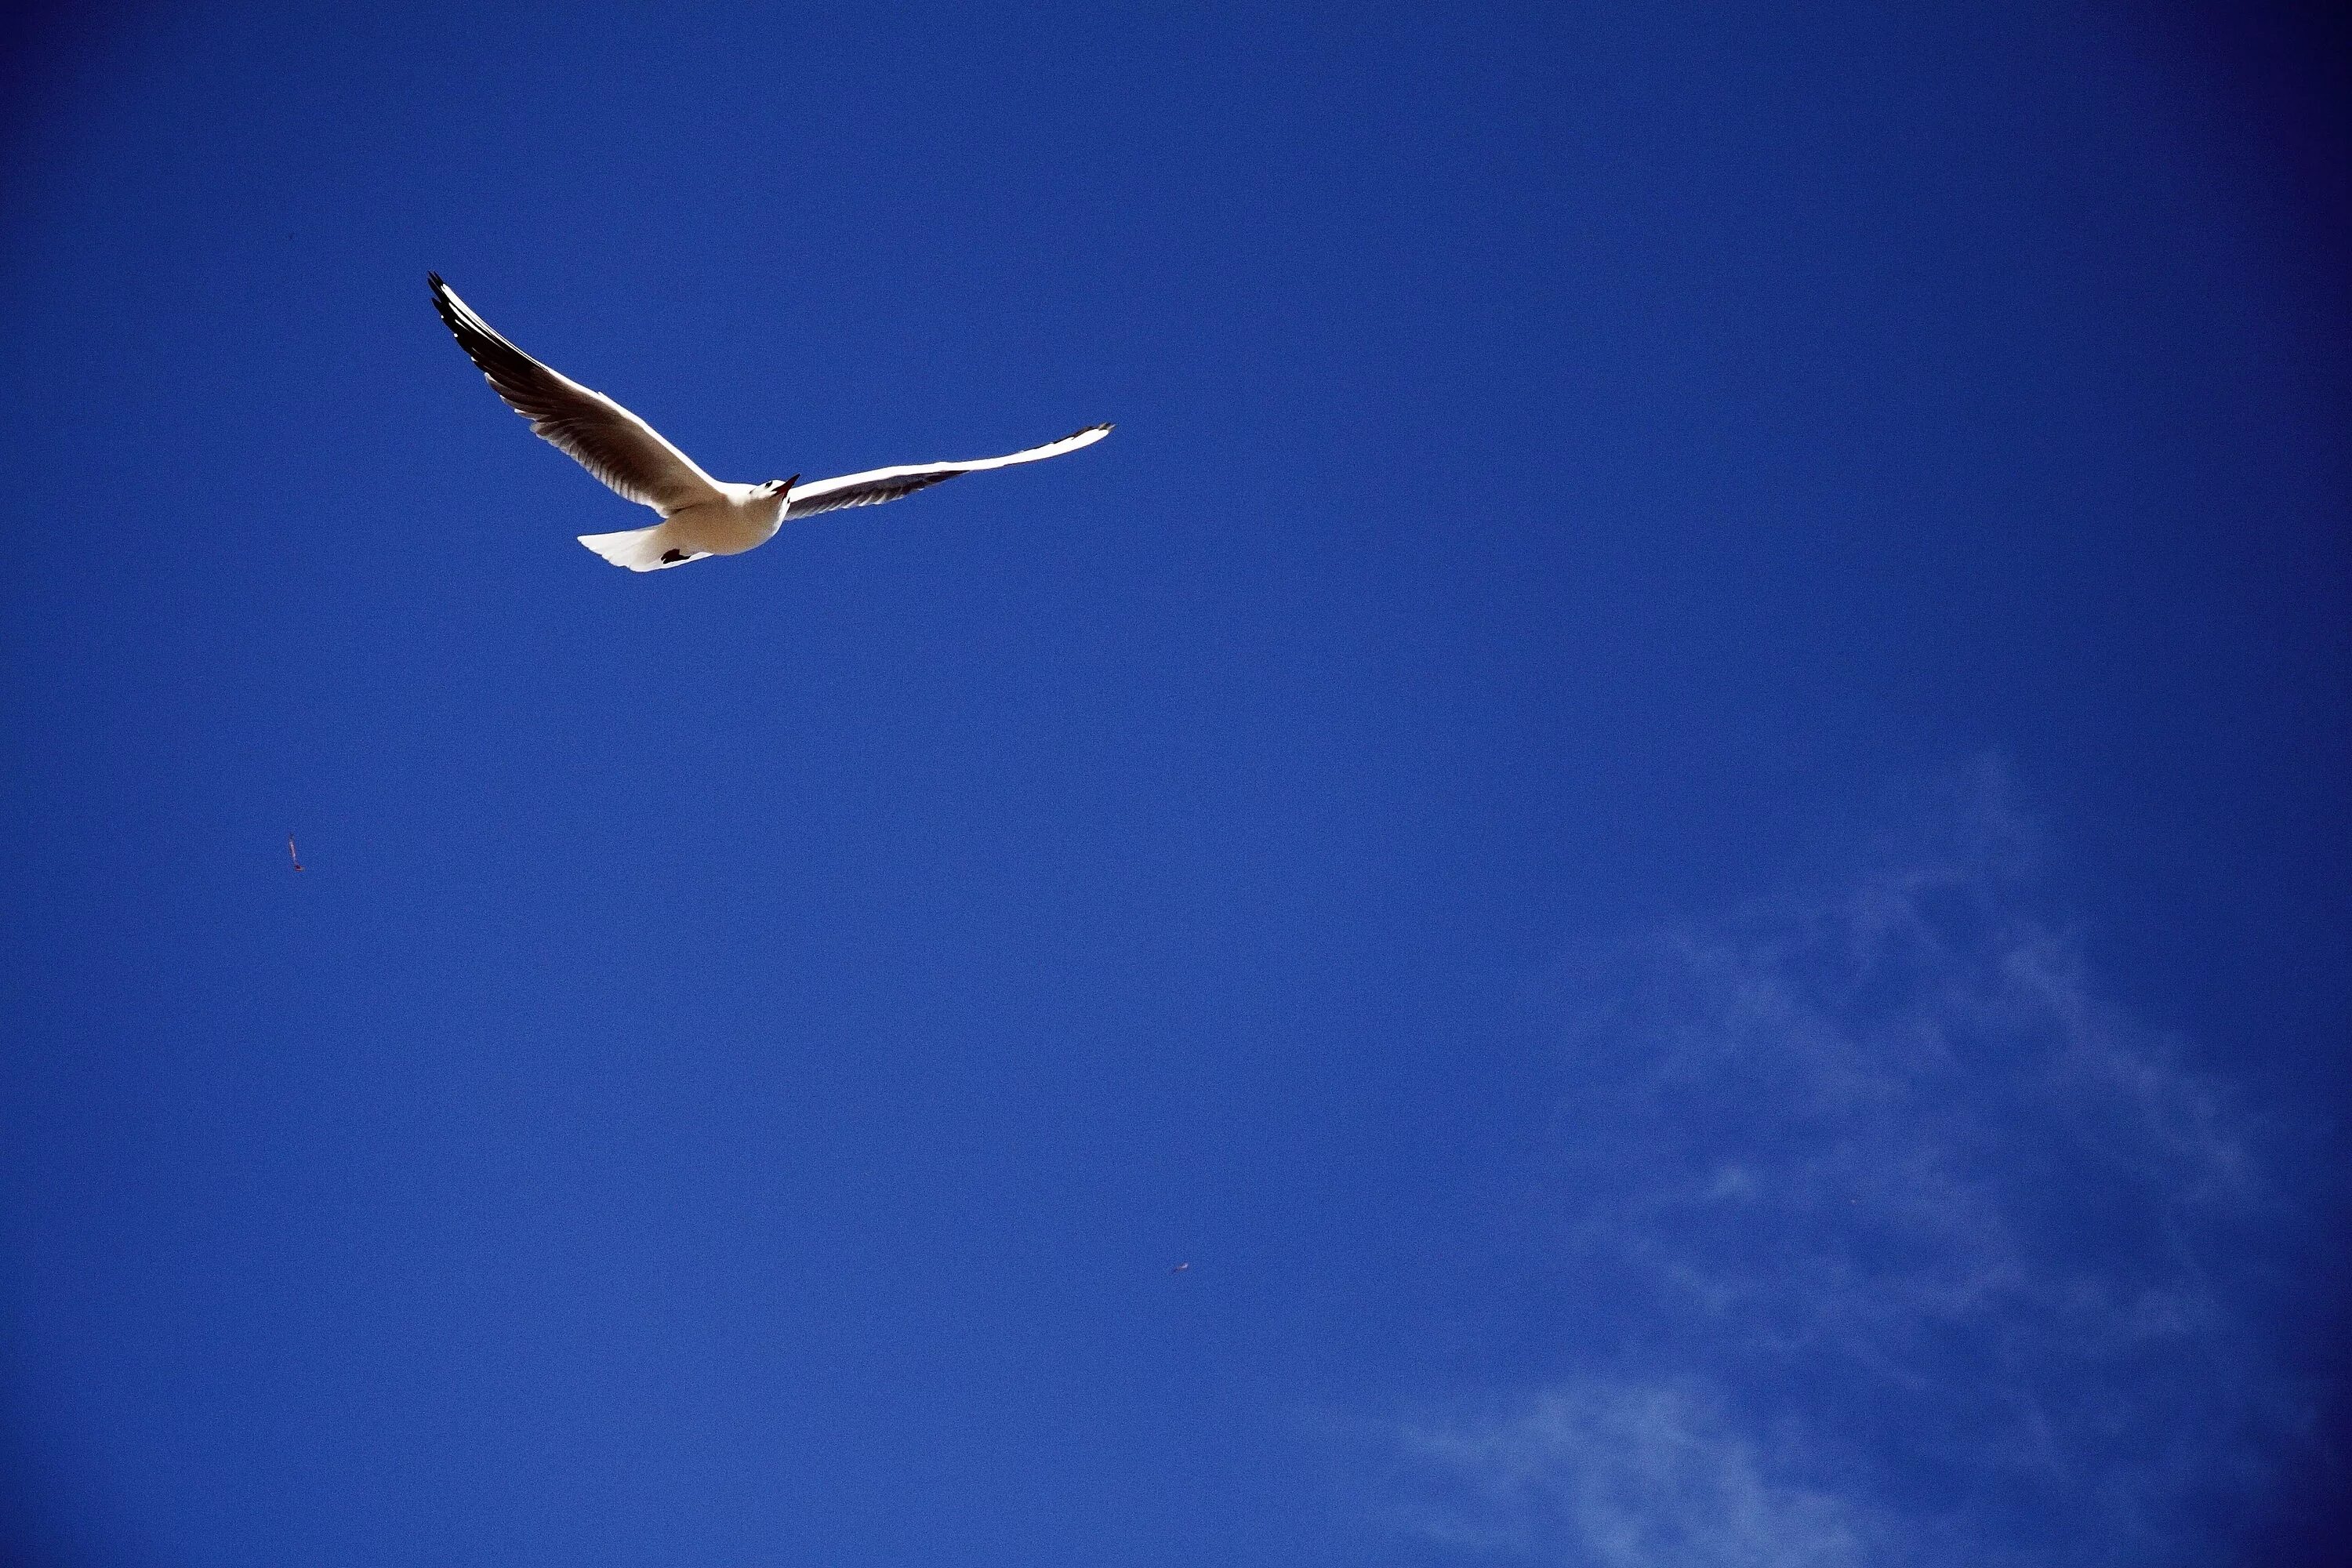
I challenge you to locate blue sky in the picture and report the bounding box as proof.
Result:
[2,3,2346,1566]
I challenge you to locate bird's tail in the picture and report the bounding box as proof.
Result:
[577,524,706,572]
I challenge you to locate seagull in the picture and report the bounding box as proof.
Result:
[428,274,1112,572]
[288,834,304,872]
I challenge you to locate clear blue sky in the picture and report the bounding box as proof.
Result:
[3,3,2347,1565]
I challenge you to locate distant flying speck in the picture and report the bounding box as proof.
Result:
[427,274,1112,572]
[288,834,304,872]
[1171,1262,1189,1273]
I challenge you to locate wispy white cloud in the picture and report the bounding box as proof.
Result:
[1379,764,2303,1566]
[1390,1382,1882,1568]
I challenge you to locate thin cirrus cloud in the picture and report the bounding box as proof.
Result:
[1378,768,2305,1567]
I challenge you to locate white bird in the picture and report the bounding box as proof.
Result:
[428,274,1112,572]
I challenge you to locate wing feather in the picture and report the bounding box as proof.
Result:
[784,424,1112,521]
[428,274,726,515]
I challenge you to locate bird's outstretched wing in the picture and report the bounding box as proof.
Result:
[784,423,1112,521]
[428,274,728,516]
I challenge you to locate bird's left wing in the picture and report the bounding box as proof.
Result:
[429,274,727,515]
[784,423,1112,521]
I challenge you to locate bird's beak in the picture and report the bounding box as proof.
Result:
[782,474,800,493]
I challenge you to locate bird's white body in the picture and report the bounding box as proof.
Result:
[674,486,791,557]
[682,493,790,561]
[579,483,792,572]
[427,274,1111,572]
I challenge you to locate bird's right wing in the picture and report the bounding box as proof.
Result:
[429,274,728,516]
[784,423,1112,521]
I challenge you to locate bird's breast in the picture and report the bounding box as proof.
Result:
[668,495,784,557]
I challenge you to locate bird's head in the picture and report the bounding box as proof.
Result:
[764,474,798,499]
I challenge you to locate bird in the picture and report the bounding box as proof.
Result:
[288,834,304,872]
[1171,1262,1190,1274]
[427,274,1112,572]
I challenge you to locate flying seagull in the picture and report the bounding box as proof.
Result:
[428,274,1111,572]
[288,834,304,872]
